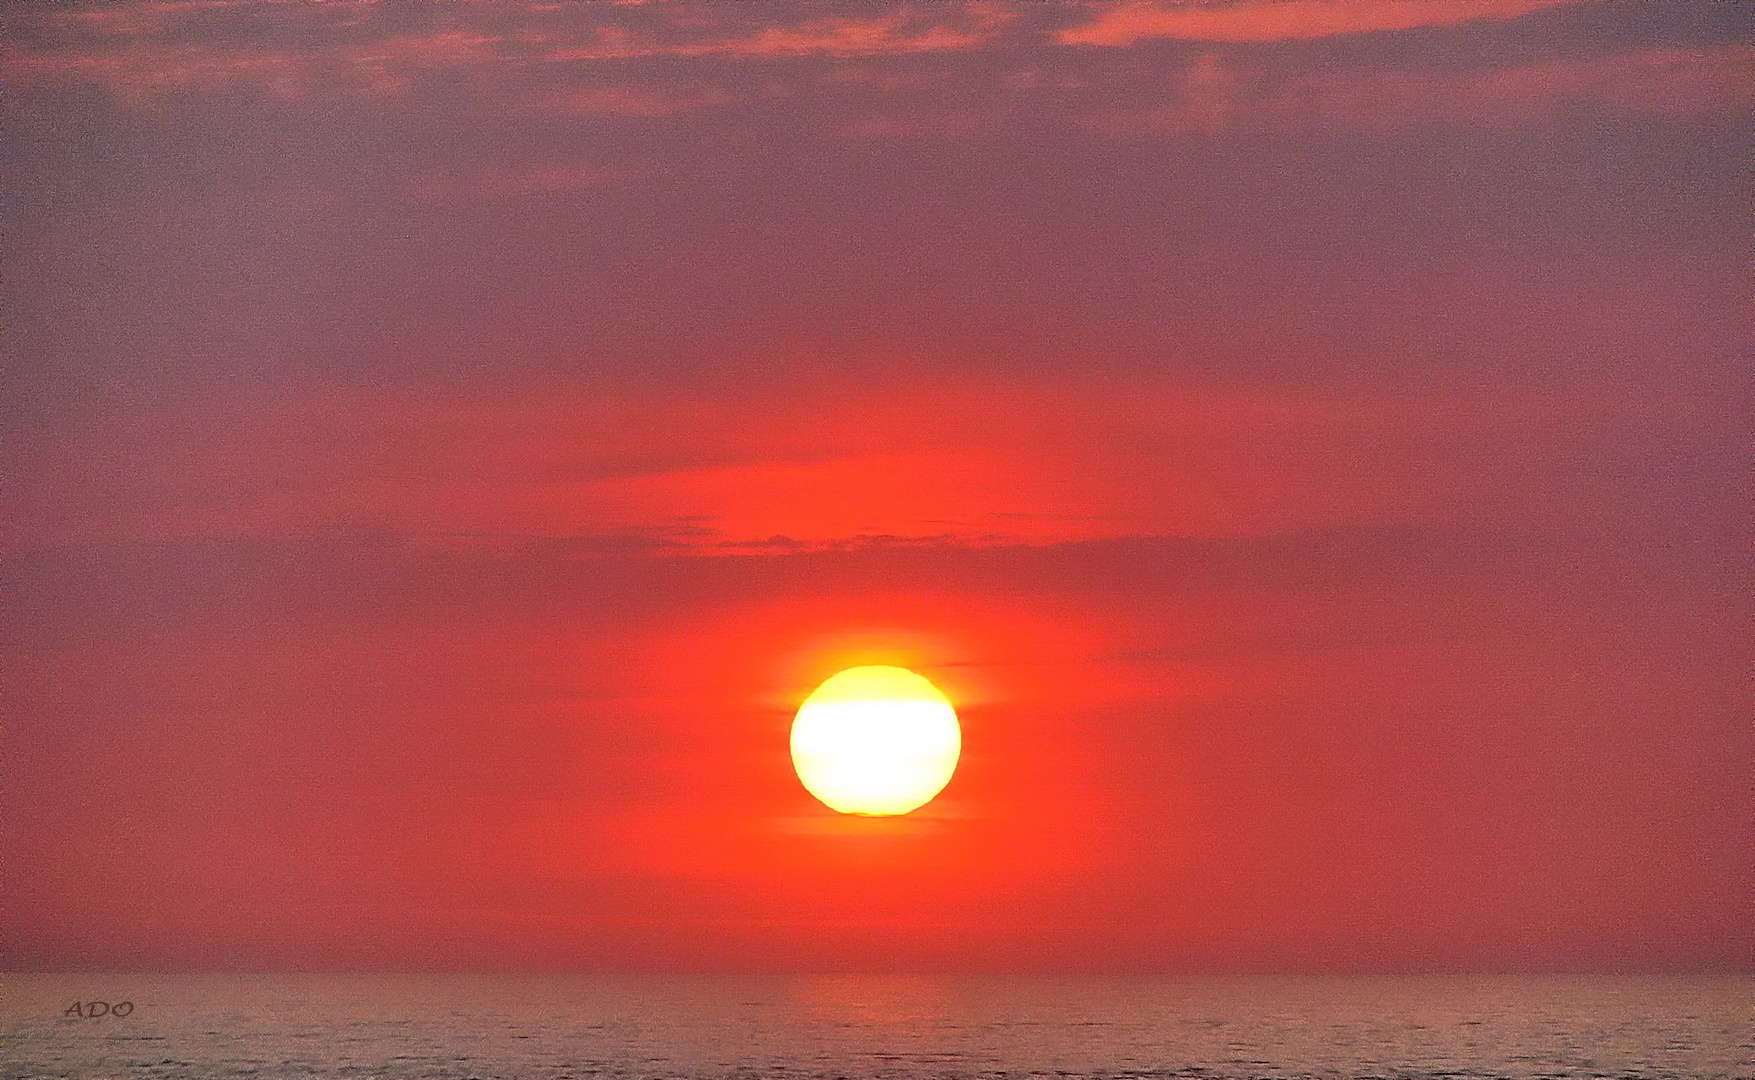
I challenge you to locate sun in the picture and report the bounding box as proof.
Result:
[790,665,961,816]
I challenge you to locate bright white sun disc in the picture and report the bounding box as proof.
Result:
[790,665,960,815]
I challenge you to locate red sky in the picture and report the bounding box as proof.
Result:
[3,0,1748,972]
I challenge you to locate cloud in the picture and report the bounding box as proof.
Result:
[690,11,1006,58]
[527,84,733,116]
[1058,0,1582,46]
[1084,45,1753,133]
[3,0,1018,105]
[3,28,507,104]
[10,0,1743,137]
[8,327,1724,555]
[406,161,649,202]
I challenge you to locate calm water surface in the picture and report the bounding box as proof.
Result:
[2,974,1748,1079]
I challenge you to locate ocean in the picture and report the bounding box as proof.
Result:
[2,974,1748,1079]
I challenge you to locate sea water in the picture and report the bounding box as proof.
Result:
[2,974,1748,1079]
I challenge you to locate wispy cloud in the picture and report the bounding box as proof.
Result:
[8,354,1705,554]
[4,28,507,103]
[4,0,1019,104]
[9,0,1742,133]
[1080,45,1754,133]
[407,161,648,202]
[688,11,1009,58]
[1058,0,1582,46]
[524,84,733,116]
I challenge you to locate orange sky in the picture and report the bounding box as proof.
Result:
[3,0,1748,972]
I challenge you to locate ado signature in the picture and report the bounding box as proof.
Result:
[65,1001,134,1018]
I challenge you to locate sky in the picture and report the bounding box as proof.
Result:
[2,0,1748,972]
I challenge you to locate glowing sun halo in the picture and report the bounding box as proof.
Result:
[790,666,961,815]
